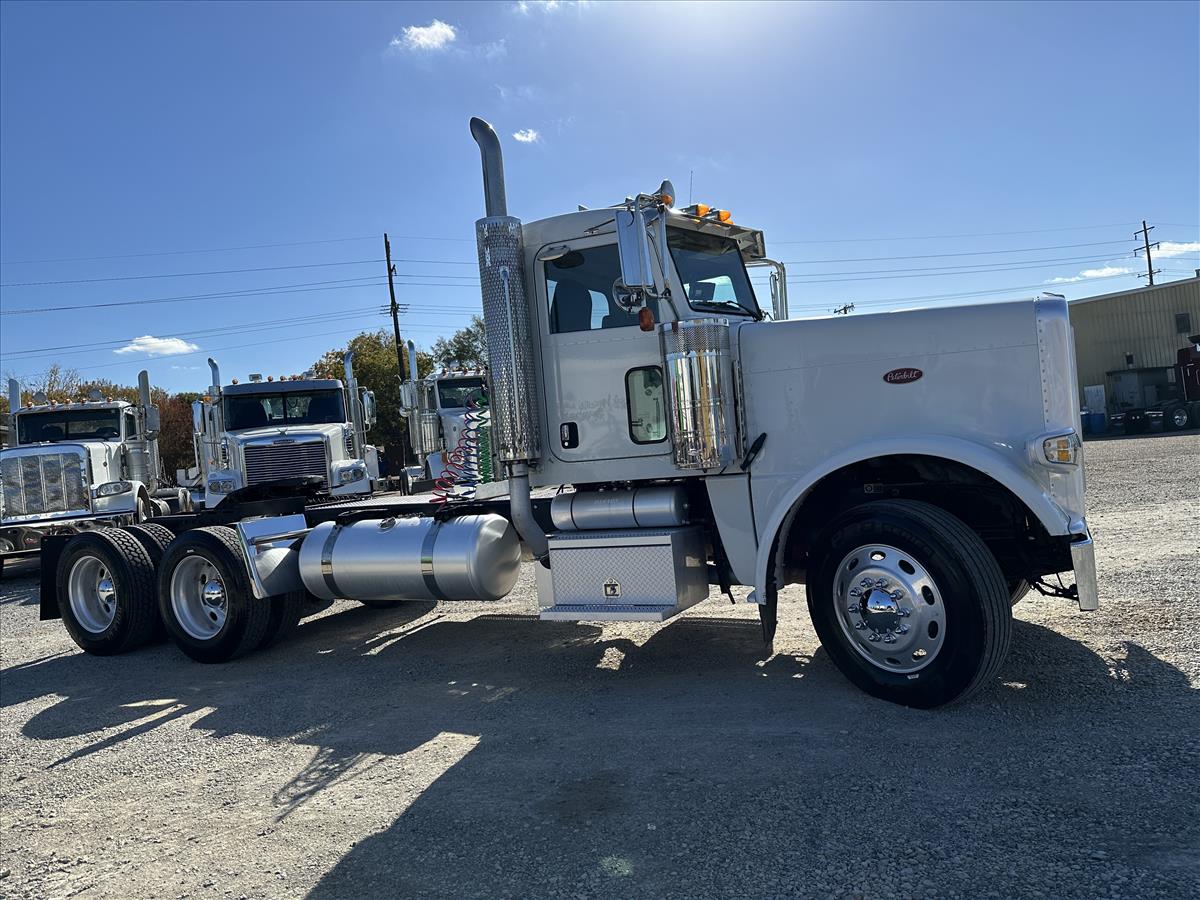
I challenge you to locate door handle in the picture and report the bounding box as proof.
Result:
[560,422,579,449]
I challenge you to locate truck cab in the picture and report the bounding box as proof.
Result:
[2,372,185,567]
[403,369,488,481]
[183,355,379,509]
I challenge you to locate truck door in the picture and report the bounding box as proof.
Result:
[533,234,671,465]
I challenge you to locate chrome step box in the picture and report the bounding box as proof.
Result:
[536,526,708,622]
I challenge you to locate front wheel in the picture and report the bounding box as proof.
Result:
[806,500,1011,709]
[1166,405,1190,430]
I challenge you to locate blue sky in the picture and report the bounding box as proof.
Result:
[2,0,1197,394]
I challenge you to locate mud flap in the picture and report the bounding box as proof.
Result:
[39,534,73,620]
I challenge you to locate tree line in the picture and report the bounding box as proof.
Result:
[1,316,486,480]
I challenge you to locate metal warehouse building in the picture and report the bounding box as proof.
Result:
[1069,274,1200,413]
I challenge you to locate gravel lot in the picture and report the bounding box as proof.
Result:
[2,433,1197,899]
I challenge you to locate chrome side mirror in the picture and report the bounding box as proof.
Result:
[145,407,161,436]
[615,207,656,295]
[361,389,377,427]
[191,400,204,436]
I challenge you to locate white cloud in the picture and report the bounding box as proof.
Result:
[1047,265,1133,284]
[512,128,540,143]
[114,335,200,357]
[515,0,590,13]
[390,19,457,52]
[1156,240,1200,258]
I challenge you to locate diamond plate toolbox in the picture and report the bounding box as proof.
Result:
[540,526,708,611]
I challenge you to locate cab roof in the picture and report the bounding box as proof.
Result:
[222,379,343,396]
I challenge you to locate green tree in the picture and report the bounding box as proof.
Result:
[431,316,487,370]
[310,329,434,463]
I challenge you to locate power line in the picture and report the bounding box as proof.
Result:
[769,222,1146,244]
[778,238,1141,264]
[0,233,476,266]
[0,256,478,288]
[764,252,1135,280]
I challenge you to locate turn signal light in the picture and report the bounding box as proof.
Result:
[638,306,656,332]
[1042,434,1080,465]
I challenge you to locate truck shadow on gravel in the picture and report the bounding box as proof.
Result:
[2,604,1197,897]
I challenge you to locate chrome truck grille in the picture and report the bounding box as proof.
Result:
[243,440,328,488]
[1,450,89,518]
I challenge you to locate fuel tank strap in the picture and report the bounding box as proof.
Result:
[320,524,342,597]
[420,519,448,601]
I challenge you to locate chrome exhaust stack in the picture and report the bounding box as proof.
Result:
[470,116,546,559]
[207,358,221,395]
[343,350,364,459]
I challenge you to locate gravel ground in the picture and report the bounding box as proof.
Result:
[2,433,1197,899]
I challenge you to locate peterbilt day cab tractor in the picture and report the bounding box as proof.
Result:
[40,118,1097,708]
[2,372,188,575]
[180,354,380,509]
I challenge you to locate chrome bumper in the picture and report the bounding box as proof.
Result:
[1071,534,1099,611]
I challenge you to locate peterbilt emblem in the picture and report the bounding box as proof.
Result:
[883,368,923,384]
[273,438,297,445]
[603,579,621,599]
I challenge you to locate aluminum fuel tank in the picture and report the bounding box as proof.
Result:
[298,514,520,603]
[550,485,690,531]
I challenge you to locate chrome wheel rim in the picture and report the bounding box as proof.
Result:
[67,555,118,634]
[833,543,945,674]
[1172,407,1188,428]
[170,556,228,641]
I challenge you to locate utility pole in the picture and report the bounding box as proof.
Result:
[1134,220,1160,285]
[384,233,410,467]
[833,303,855,315]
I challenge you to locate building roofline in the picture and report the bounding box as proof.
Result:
[1069,274,1199,307]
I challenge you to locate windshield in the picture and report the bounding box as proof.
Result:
[667,228,761,318]
[17,409,122,443]
[437,377,485,409]
[223,389,346,431]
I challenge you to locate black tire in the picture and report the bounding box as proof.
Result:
[125,523,175,566]
[1008,578,1030,607]
[806,499,1011,709]
[158,526,270,663]
[56,529,158,655]
[259,591,306,649]
[125,523,177,640]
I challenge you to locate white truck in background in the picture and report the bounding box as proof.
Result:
[41,117,1098,709]
[399,350,493,491]
[180,354,380,509]
[2,372,189,574]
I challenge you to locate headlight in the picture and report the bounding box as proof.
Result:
[337,465,367,485]
[1043,433,1081,465]
[208,479,237,494]
[93,480,132,498]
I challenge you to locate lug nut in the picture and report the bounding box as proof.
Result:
[883,634,896,644]
[899,607,912,618]
[848,604,860,614]
[897,623,909,634]
[875,578,889,589]
[850,588,861,597]
[890,590,903,600]
[854,622,866,630]
[868,633,881,642]
[859,578,873,589]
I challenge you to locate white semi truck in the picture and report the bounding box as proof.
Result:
[400,357,493,491]
[182,354,380,508]
[39,118,1097,708]
[2,372,188,575]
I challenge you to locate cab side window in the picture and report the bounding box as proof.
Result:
[545,244,640,334]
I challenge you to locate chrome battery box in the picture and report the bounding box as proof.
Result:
[536,526,708,622]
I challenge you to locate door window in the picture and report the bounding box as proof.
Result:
[626,367,667,443]
[545,244,640,334]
